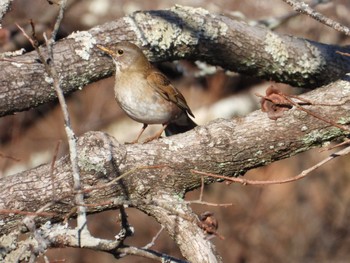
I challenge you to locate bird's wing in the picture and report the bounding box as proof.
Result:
[147,70,194,118]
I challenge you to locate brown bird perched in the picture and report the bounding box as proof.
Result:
[96,41,197,143]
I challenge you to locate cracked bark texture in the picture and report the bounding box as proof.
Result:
[2,4,350,263]
[1,5,350,117]
[1,79,350,261]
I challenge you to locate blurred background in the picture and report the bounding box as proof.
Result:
[1,0,350,262]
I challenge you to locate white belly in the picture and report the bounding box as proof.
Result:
[114,74,181,124]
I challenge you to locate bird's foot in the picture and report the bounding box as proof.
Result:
[142,135,161,143]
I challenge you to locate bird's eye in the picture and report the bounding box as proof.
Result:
[117,49,124,55]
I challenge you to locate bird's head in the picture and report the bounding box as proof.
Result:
[97,41,149,72]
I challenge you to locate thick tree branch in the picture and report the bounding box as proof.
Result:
[2,4,350,262]
[1,78,350,261]
[138,192,221,262]
[1,5,350,117]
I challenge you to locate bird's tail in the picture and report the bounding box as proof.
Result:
[165,114,197,136]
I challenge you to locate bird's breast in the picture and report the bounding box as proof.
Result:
[114,73,181,124]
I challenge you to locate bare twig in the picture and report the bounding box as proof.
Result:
[286,94,347,107]
[336,51,350,57]
[23,202,56,220]
[50,0,67,41]
[192,145,350,185]
[0,152,20,161]
[188,200,232,207]
[187,174,232,207]
[258,0,330,30]
[280,94,350,132]
[40,0,88,236]
[43,255,50,263]
[322,139,350,151]
[17,0,90,249]
[257,86,350,131]
[15,23,36,47]
[199,175,204,201]
[117,246,188,263]
[281,0,350,35]
[142,225,165,250]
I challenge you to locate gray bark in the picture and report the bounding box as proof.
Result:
[1,79,350,261]
[1,5,350,117]
[1,5,350,263]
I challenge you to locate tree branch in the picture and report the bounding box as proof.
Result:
[2,4,350,262]
[138,192,221,262]
[1,77,350,261]
[1,5,350,117]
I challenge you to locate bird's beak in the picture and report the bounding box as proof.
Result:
[96,44,116,57]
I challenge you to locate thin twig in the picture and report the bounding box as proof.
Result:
[41,0,87,234]
[258,0,330,30]
[287,94,348,107]
[117,246,188,263]
[281,94,350,132]
[185,174,233,207]
[336,51,350,57]
[17,0,89,246]
[142,225,165,249]
[281,0,350,35]
[17,24,69,236]
[51,0,67,41]
[0,152,20,161]
[256,87,350,131]
[188,200,232,207]
[76,200,115,208]
[185,176,232,206]
[322,139,350,152]
[199,175,204,201]
[43,255,50,263]
[192,145,350,185]
[16,23,37,47]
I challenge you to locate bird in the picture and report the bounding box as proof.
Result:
[96,41,197,143]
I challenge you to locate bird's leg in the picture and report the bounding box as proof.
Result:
[127,123,148,144]
[143,124,168,143]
